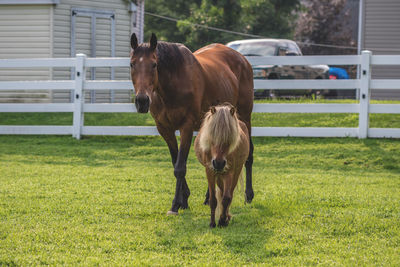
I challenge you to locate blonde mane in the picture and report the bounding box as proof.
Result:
[199,104,241,154]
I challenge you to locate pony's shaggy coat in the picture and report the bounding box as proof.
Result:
[195,104,250,227]
[198,105,241,155]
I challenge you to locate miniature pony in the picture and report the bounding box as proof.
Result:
[194,104,250,227]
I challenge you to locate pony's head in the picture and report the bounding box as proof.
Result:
[130,33,158,113]
[199,104,241,173]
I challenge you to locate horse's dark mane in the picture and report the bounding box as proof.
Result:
[134,41,188,74]
[156,42,187,73]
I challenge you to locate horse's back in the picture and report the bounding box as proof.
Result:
[194,44,252,83]
[194,44,253,125]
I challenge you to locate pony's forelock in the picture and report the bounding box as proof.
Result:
[199,105,241,154]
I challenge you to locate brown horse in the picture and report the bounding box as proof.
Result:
[194,104,249,227]
[130,33,254,215]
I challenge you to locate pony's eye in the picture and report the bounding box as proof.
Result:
[152,62,157,68]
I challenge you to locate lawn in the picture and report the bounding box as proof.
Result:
[0,100,400,265]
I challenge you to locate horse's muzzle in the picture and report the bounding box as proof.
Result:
[212,159,226,172]
[135,94,150,113]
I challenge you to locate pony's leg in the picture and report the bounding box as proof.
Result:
[207,172,217,228]
[169,124,193,213]
[218,174,233,227]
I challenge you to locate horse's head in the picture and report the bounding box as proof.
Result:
[130,33,158,113]
[200,104,240,173]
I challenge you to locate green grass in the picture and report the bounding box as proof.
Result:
[0,100,400,265]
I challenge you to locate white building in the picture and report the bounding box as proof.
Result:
[0,0,144,103]
[359,0,400,99]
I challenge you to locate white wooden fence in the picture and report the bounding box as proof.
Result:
[0,50,399,139]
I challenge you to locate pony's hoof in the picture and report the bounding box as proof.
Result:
[209,222,216,228]
[166,210,179,216]
[218,218,229,227]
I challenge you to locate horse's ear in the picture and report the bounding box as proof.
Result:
[131,33,138,50]
[210,106,216,114]
[150,33,157,51]
[230,106,236,116]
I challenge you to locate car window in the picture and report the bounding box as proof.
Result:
[287,42,301,55]
[228,42,276,56]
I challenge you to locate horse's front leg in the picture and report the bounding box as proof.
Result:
[168,124,193,215]
[157,124,178,166]
[204,188,210,205]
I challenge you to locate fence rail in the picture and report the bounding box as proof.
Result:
[0,51,399,139]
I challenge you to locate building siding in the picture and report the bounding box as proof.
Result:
[52,0,132,103]
[362,0,400,99]
[0,4,52,103]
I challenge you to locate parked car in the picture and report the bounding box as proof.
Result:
[226,39,330,98]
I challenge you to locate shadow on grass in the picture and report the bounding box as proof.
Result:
[161,202,275,263]
[363,139,400,174]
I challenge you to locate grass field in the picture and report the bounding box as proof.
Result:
[1,100,400,265]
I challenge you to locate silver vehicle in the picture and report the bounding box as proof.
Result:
[226,39,330,98]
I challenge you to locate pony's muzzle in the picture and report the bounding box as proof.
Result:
[135,94,150,113]
[212,159,226,172]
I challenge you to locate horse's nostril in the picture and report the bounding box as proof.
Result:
[135,94,150,113]
[136,95,148,104]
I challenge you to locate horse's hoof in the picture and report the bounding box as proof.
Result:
[245,190,254,203]
[181,200,189,210]
[167,210,179,216]
[209,222,216,228]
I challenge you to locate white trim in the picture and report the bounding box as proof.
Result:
[357,0,364,55]
[49,4,54,100]
[0,0,59,4]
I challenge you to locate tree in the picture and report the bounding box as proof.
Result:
[140,0,300,51]
[294,0,356,55]
[177,0,300,50]
[142,0,200,44]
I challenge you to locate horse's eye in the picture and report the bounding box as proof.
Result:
[130,63,134,68]
[152,63,157,68]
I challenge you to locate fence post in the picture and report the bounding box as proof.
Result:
[73,53,86,140]
[358,50,372,139]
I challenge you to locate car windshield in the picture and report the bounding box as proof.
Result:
[228,42,276,56]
